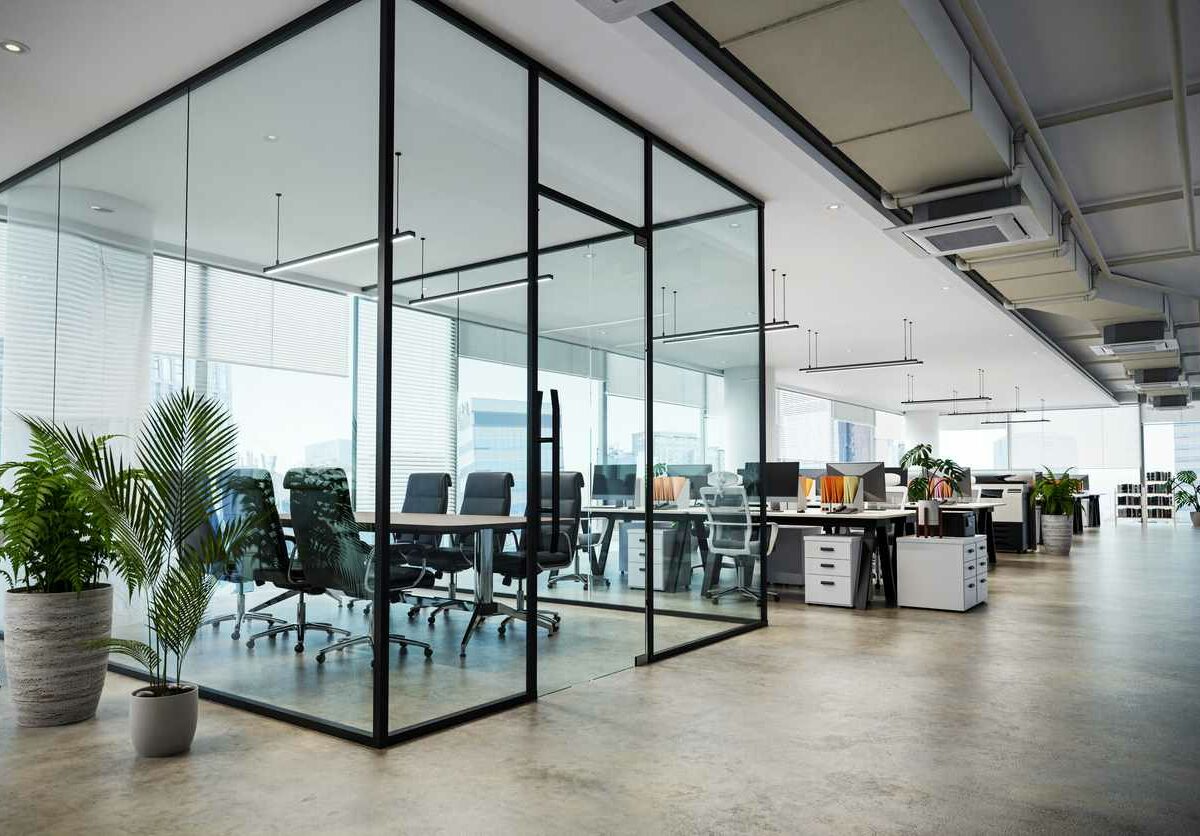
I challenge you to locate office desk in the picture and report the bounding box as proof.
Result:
[906,501,1003,566]
[1073,493,1103,532]
[584,506,914,607]
[281,511,525,656]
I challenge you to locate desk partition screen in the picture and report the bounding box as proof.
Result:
[0,0,766,747]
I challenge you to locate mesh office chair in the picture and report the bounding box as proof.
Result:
[407,471,514,626]
[492,471,584,635]
[237,469,351,652]
[699,472,780,604]
[283,467,433,662]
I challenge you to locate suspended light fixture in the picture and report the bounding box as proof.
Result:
[803,318,922,373]
[981,396,1050,424]
[904,368,992,406]
[263,155,415,276]
[409,274,553,307]
[653,268,799,344]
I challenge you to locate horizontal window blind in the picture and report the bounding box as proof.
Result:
[777,388,832,465]
[355,300,458,511]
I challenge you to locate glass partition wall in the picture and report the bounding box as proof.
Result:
[0,0,765,747]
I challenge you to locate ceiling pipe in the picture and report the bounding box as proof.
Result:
[1167,0,1197,254]
[882,171,1020,210]
[957,0,1115,283]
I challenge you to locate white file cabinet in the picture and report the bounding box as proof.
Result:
[628,527,667,591]
[803,535,861,608]
[897,535,988,612]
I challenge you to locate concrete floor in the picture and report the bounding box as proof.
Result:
[2,522,1198,834]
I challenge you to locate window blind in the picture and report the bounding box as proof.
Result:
[777,388,832,465]
[355,300,458,511]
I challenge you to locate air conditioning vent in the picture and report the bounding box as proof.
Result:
[1089,321,1178,358]
[1132,367,1187,394]
[1151,393,1190,409]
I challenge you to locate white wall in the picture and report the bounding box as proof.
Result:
[904,410,939,450]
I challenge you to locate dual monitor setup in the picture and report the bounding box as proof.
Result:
[591,461,894,510]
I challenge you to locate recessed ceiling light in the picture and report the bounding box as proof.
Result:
[1007,333,1014,337]
[825,203,841,211]
[2,40,29,54]
[89,205,113,213]
[583,252,594,259]
[729,222,740,229]
[263,134,278,142]
[941,286,950,291]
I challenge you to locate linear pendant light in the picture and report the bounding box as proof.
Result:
[981,396,1050,424]
[263,156,416,276]
[654,268,799,345]
[803,318,922,373]
[409,274,552,307]
[905,368,992,406]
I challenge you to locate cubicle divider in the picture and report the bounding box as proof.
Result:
[0,0,766,748]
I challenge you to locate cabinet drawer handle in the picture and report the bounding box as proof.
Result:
[979,578,986,584]
[966,564,974,571]
[819,562,835,569]
[820,547,835,553]
[820,580,835,586]
[967,582,975,588]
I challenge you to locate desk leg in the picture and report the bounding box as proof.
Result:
[692,517,710,566]
[596,518,616,575]
[878,522,897,607]
[1073,500,1084,535]
[853,530,873,609]
[460,528,496,658]
[983,509,997,566]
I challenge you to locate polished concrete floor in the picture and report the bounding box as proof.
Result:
[2,522,1198,834]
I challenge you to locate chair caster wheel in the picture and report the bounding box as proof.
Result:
[497,626,506,636]
[408,610,418,620]
[428,617,436,626]
[294,643,304,653]
[424,647,433,658]
[712,599,719,605]
[231,631,240,641]
[399,645,408,655]
[346,601,354,610]
[246,640,255,649]
[316,653,326,664]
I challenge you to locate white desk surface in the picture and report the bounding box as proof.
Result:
[583,505,913,522]
[905,500,1006,510]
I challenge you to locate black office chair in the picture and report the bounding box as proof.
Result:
[282,467,433,662]
[237,468,351,653]
[352,472,451,616]
[407,471,514,626]
[492,471,582,635]
[546,472,608,589]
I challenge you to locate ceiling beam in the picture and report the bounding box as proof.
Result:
[1168,0,1198,255]
[1108,247,1198,268]
[1036,81,1200,129]
[717,0,864,48]
[1080,185,1200,215]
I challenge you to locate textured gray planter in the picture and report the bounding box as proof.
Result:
[1191,511,1200,528]
[130,683,198,757]
[2,584,113,727]
[1041,514,1074,556]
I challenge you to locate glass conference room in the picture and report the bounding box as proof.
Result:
[0,0,765,746]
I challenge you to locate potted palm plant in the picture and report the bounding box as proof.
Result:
[1,427,119,727]
[32,389,253,756]
[899,444,966,536]
[1032,467,1082,555]
[1170,470,1200,527]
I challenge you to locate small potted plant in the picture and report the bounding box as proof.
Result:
[1,426,119,727]
[1171,470,1200,527]
[899,443,966,535]
[33,389,251,756]
[1032,467,1082,555]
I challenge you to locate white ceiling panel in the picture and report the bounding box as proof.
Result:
[1087,199,1192,259]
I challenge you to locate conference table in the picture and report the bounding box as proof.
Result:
[280,511,526,657]
[584,505,915,607]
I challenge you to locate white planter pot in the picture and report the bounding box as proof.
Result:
[2,584,113,727]
[1191,511,1200,528]
[1041,514,1074,556]
[130,683,199,757]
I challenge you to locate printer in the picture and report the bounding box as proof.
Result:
[974,471,1035,552]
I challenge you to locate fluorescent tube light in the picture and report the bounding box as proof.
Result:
[902,395,992,406]
[263,229,415,276]
[409,274,552,307]
[656,321,798,345]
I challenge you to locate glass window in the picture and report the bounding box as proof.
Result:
[778,389,832,466]
[875,411,906,466]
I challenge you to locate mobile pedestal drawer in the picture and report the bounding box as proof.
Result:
[896,535,988,612]
[803,535,861,608]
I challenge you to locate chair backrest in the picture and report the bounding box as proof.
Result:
[458,471,514,552]
[283,467,370,597]
[699,483,752,556]
[399,472,451,546]
[228,468,290,574]
[536,470,583,554]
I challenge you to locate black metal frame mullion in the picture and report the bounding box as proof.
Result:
[641,133,655,664]
[371,0,396,749]
[757,203,769,625]
[525,65,540,701]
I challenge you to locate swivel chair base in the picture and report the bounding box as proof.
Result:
[200,586,285,641]
[546,553,609,590]
[314,631,432,663]
[406,572,472,624]
[245,592,350,653]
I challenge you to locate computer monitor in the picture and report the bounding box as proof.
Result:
[826,461,887,505]
[744,461,800,503]
[954,467,972,499]
[667,464,713,501]
[592,464,637,505]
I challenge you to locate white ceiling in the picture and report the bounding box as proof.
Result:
[0,0,1114,412]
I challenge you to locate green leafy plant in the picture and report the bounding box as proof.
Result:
[30,390,255,695]
[0,425,118,593]
[1031,467,1082,516]
[1171,470,1200,513]
[653,462,668,477]
[899,442,966,502]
